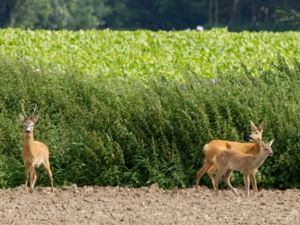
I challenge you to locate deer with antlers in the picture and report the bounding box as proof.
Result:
[195,121,264,192]
[20,104,54,192]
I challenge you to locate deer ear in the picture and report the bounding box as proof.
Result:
[250,121,257,131]
[32,114,39,123]
[20,114,25,122]
[268,139,274,146]
[258,122,264,131]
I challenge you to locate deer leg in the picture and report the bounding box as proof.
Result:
[207,165,218,190]
[213,168,227,193]
[43,160,54,192]
[24,162,31,190]
[224,170,238,195]
[250,172,258,192]
[195,160,213,187]
[244,175,250,196]
[30,166,37,191]
[223,169,230,184]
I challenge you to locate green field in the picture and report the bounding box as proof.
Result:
[1,28,300,80]
[0,29,299,189]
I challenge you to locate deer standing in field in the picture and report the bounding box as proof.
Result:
[20,104,54,192]
[195,121,264,191]
[213,139,273,196]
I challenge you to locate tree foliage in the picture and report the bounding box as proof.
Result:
[0,0,300,30]
[1,0,110,29]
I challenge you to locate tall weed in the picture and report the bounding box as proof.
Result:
[0,57,299,189]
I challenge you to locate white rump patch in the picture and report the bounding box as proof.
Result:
[34,158,44,167]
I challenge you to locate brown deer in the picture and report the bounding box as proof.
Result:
[213,139,273,196]
[20,104,54,192]
[195,121,264,191]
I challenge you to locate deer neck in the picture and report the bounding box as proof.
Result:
[23,133,35,150]
[246,142,260,154]
[251,148,268,169]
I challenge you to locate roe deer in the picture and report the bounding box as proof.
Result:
[20,104,54,192]
[195,121,264,191]
[213,139,273,196]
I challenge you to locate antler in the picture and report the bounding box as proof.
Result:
[31,104,37,118]
[21,103,27,118]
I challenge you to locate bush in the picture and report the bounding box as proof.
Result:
[0,57,299,189]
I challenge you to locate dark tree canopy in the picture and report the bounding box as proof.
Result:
[0,0,300,30]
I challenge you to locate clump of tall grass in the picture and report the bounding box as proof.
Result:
[0,56,299,189]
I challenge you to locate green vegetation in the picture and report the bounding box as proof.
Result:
[1,29,300,81]
[1,0,300,31]
[0,29,299,189]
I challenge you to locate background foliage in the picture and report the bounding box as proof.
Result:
[0,29,300,81]
[1,0,300,30]
[0,52,299,189]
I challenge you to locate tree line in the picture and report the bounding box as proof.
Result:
[0,0,300,30]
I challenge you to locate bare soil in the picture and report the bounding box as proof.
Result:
[0,185,299,225]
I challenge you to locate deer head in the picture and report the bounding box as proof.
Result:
[259,139,274,156]
[248,121,264,141]
[20,104,39,134]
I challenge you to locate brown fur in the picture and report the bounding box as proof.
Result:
[195,121,264,191]
[20,105,54,192]
[213,140,273,196]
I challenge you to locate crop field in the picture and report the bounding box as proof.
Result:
[1,28,300,80]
